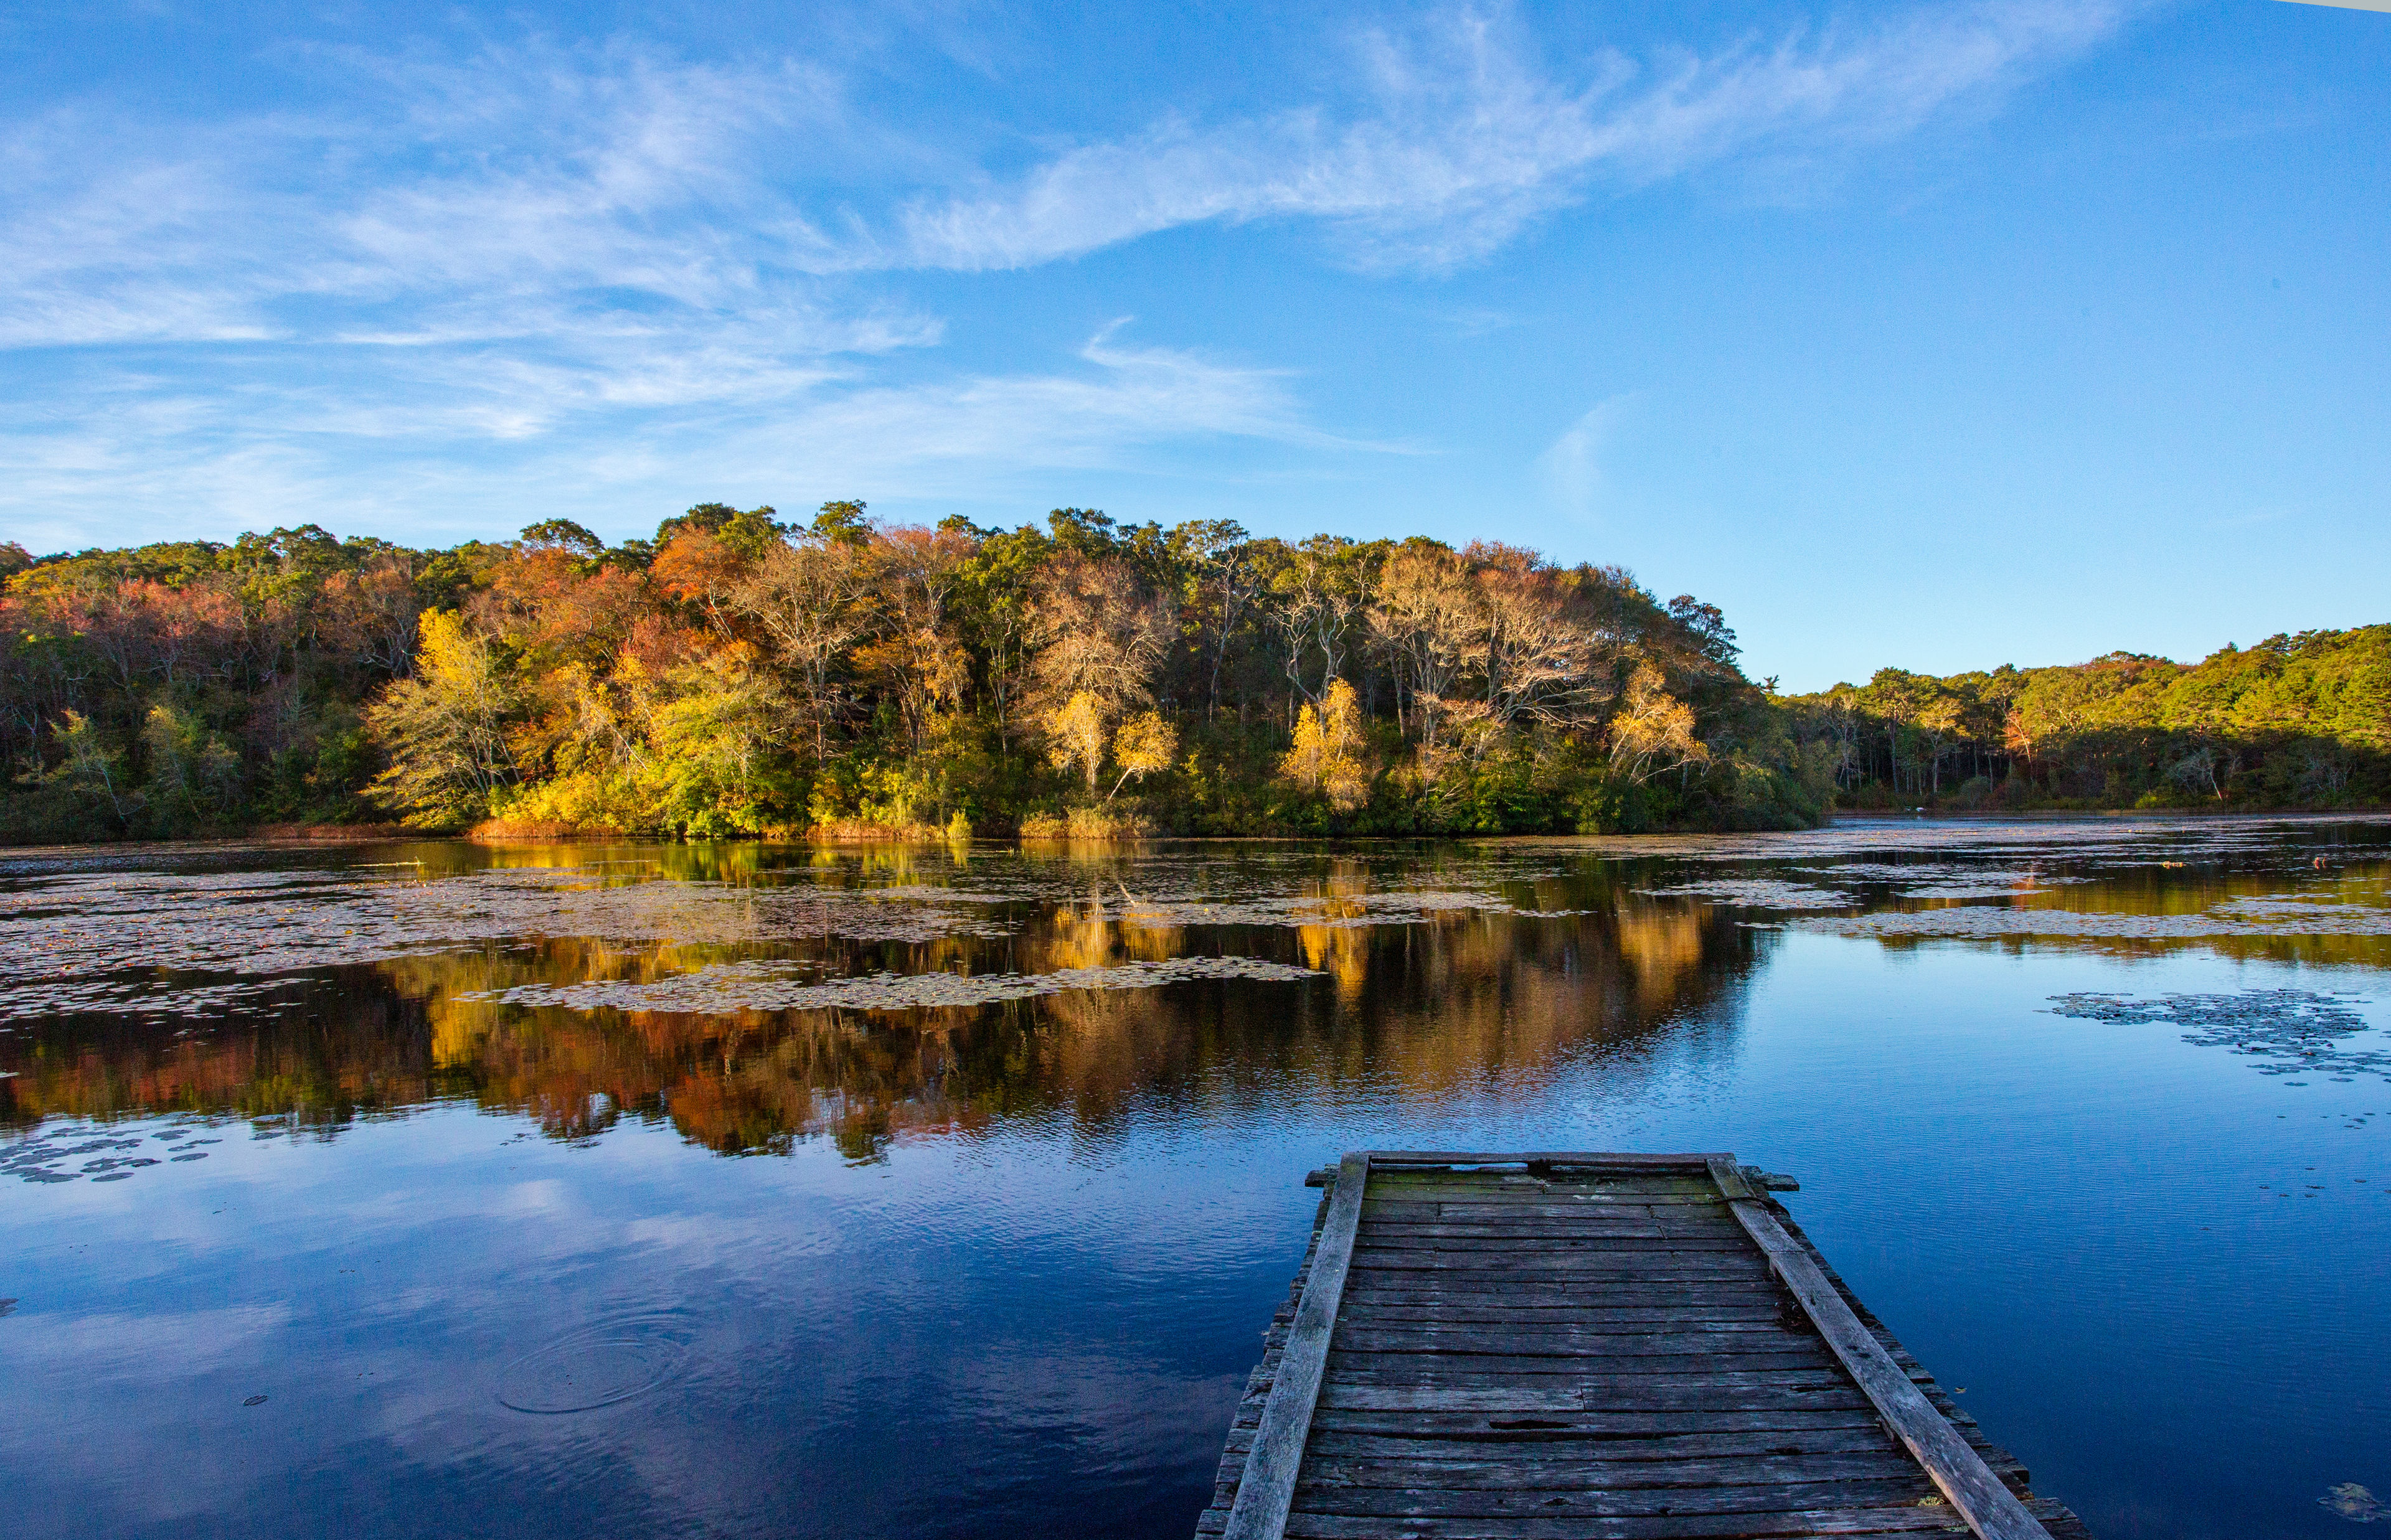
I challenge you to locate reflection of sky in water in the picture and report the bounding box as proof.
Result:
[1,817,2389,1540]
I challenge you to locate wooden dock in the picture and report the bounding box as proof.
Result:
[1199,1152,2087,1540]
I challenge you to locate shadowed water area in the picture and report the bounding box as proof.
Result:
[3,817,2389,1540]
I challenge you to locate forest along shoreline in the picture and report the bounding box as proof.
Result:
[2,502,2384,847]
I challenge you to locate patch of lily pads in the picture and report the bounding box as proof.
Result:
[2046,988,2390,1082]
[460,955,1324,1014]
[1789,905,2391,941]
[0,866,1010,987]
[1634,879,1856,909]
[2,1121,227,1185]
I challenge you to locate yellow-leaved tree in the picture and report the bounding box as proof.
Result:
[1281,678,1372,812]
[1607,662,1709,783]
[1046,691,1108,792]
[367,609,518,826]
[1108,711,1178,801]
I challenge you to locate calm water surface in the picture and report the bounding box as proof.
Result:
[3,817,2389,1540]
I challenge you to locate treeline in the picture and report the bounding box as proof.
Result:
[0,505,1828,843]
[1785,629,2391,810]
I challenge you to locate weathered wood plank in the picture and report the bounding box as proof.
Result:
[1316,1380,1875,1414]
[1326,1347,1836,1376]
[1356,1232,1755,1250]
[1310,1369,1856,1398]
[1364,1188,1727,1206]
[1364,1182,1698,1194]
[1709,1157,2052,1540]
[1361,1231,1746,1249]
[1365,1217,1745,1234]
[1266,1509,1979,1539]
[1291,1477,1940,1518]
[1254,1426,1942,1464]
[1294,1406,1906,1438]
[1358,1224,1750,1243]
[1369,1191,1727,1206]
[1338,1295,1797,1317]
[1370,1190,1728,1204]
[1347,1256,1776,1277]
[1221,1151,1370,1540]
[1363,1150,1728,1170]
[1330,1326,1823,1355]
[1360,1203,1714,1222]
[1365,1221,1749,1238]
[1347,1271,1776,1289]
[1200,1516,1964,1540]
[1336,1310,1798,1333]
[1299,1450,1928,1490]
[1341,1279,1791,1301]
[1349,1252,1775,1275]
[1362,1207,1661,1226]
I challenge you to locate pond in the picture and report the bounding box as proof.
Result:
[2,816,2388,1540]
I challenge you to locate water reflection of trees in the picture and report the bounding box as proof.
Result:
[1827,863,2391,968]
[0,980,448,1133]
[1,874,1758,1158]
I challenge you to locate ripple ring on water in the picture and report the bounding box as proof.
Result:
[495,1312,697,1414]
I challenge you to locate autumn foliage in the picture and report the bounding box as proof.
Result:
[31,502,2376,842]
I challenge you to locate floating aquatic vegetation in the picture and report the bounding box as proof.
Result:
[1,1122,225,1185]
[2209,895,2390,918]
[867,874,1558,930]
[1786,862,2093,900]
[2046,989,2390,1081]
[1111,889,1510,929]
[2322,1483,2384,1523]
[461,955,1323,1014]
[0,865,1010,985]
[1,818,2384,1033]
[760,891,1013,944]
[0,976,306,1025]
[1634,880,1855,909]
[1788,904,2391,941]
[1557,814,2390,866]
[862,880,1073,905]
[1794,862,1948,877]
[1890,883,2080,900]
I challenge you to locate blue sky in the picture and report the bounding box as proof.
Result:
[2,0,2384,689]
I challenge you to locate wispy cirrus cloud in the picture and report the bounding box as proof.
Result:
[0,2,2140,546]
[1537,394,1636,521]
[1,3,2136,357]
[0,34,1355,541]
[0,323,1336,552]
[724,322,1389,489]
[895,1,2133,273]
[0,45,879,366]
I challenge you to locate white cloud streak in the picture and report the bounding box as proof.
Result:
[0,327,1334,550]
[0,4,2134,541]
[0,48,882,372]
[1537,394,1635,520]
[897,1,2132,273]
